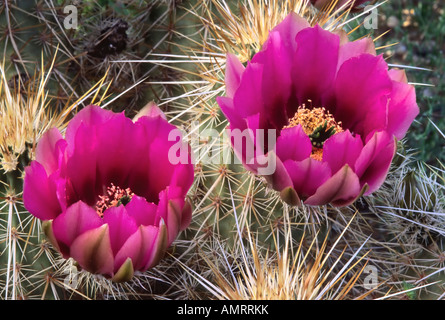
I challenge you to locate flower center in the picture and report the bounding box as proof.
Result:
[283,105,344,161]
[95,183,134,218]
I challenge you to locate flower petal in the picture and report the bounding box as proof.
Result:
[217,96,247,131]
[388,68,408,83]
[225,115,258,172]
[169,160,195,196]
[125,195,158,226]
[52,201,103,256]
[324,36,377,107]
[337,37,376,71]
[333,54,392,137]
[386,80,419,139]
[147,137,178,199]
[284,158,331,199]
[276,125,312,162]
[114,222,167,272]
[70,224,114,276]
[232,61,265,119]
[113,226,149,272]
[145,219,168,270]
[134,108,172,149]
[23,161,61,221]
[130,114,180,202]
[269,12,310,52]
[35,128,66,175]
[292,25,340,106]
[225,53,246,99]
[263,151,294,191]
[65,105,116,154]
[252,31,292,130]
[95,111,137,188]
[322,130,363,174]
[305,164,361,206]
[133,101,167,121]
[102,205,138,255]
[65,122,98,206]
[155,187,184,245]
[355,131,396,194]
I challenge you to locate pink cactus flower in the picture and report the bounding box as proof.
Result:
[23,104,194,282]
[217,13,418,207]
[310,0,372,11]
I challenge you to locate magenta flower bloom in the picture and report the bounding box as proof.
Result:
[310,0,371,11]
[23,104,194,282]
[217,13,418,207]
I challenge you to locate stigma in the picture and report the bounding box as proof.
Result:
[283,105,343,161]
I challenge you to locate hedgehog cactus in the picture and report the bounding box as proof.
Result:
[1,0,444,301]
[163,0,444,300]
[0,0,200,299]
[22,104,194,282]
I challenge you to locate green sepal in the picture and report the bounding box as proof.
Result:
[112,258,134,283]
[280,186,301,207]
[42,220,60,252]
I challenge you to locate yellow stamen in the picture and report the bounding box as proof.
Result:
[310,148,324,162]
[95,183,134,218]
[283,105,343,161]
